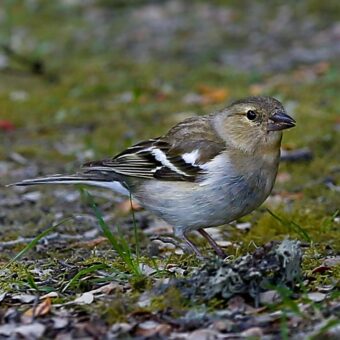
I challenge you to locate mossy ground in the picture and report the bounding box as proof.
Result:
[0,1,339,338]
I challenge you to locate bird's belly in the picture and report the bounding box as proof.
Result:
[133,171,274,231]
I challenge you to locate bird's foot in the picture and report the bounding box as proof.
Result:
[150,235,190,254]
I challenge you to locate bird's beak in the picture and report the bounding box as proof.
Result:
[268,111,296,131]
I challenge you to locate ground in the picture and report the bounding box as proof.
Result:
[0,1,339,339]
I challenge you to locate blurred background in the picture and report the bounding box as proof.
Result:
[0,0,339,248]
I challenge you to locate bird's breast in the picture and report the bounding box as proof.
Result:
[133,151,280,230]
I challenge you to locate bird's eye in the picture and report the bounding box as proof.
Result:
[246,110,257,120]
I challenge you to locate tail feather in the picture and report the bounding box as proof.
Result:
[6,173,130,196]
[7,174,89,186]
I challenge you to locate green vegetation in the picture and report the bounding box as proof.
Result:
[0,0,339,337]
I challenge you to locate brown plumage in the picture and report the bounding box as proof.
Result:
[8,96,295,258]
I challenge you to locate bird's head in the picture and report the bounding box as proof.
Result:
[215,96,295,154]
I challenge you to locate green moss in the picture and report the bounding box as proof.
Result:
[103,296,132,324]
[0,1,339,328]
[301,246,340,291]
[149,286,188,317]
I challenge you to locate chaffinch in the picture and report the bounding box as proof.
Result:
[10,96,295,258]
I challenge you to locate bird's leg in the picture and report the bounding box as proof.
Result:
[182,232,204,259]
[198,228,226,259]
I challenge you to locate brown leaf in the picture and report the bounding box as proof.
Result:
[88,282,121,295]
[311,265,331,274]
[73,292,94,305]
[24,298,52,318]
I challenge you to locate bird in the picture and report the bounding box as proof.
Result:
[9,96,295,258]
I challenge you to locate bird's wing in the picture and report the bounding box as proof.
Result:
[83,116,226,182]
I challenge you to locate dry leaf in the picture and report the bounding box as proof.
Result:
[311,265,331,274]
[88,282,121,295]
[24,298,52,318]
[73,292,94,305]
[40,292,59,300]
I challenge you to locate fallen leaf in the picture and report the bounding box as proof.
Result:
[73,292,94,305]
[88,282,121,295]
[24,298,52,317]
[311,265,331,274]
[40,291,59,299]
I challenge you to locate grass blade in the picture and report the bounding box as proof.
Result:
[81,189,141,276]
[62,263,109,292]
[267,209,312,243]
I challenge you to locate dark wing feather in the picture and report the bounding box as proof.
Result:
[82,116,226,182]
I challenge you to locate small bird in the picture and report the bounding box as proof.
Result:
[9,96,295,258]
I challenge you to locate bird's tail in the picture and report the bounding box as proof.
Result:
[6,173,130,195]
